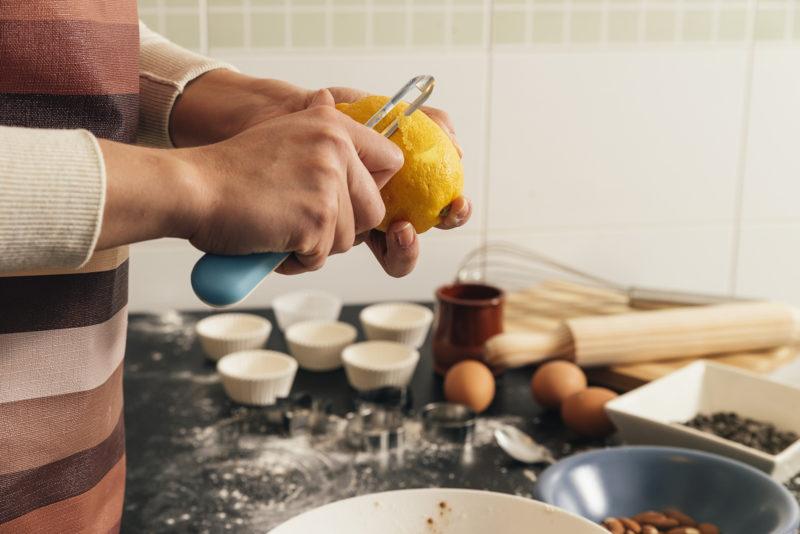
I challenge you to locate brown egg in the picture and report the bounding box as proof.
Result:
[444,360,495,413]
[560,387,618,438]
[531,361,587,410]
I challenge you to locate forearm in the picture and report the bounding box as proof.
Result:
[170,70,311,147]
[95,140,200,250]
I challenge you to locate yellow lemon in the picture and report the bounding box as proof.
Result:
[336,95,464,233]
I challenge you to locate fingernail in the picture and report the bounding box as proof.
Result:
[453,201,470,224]
[395,223,414,249]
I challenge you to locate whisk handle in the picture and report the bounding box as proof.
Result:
[627,287,746,310]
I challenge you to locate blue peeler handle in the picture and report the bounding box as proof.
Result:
[191,252,289,307]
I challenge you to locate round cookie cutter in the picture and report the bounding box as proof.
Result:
[421,402,476,446]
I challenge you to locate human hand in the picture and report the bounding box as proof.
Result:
[179,89,403,275]
[327,87,472,277]
[170,71,471,277]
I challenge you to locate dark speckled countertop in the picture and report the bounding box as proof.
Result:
[120,304,800,533]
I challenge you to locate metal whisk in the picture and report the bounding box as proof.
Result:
[456,241,740,312]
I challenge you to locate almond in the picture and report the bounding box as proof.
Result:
[602,518,625,534]
[663,508,697,527]
[632,511,679,529]
[641,527,658,534]
[697,524,720,534]
[619,518,641,533]
[665,528,700,534]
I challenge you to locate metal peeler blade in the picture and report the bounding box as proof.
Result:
[364,74,435,138]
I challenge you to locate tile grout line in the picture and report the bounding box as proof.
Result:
[479,0,494,265]
[637,0,646,44]
[676,0,685,43]
[243,0,252,50]
[404,0,413,50]
[285,0,291,50]
[710,0,721,43]
[564,0,573,45]
[365,0,373,49]
[157,0,166,33]
[325,0,333,49]
[445,0,453,52]
[198,0,208,55]
[525,0,533,46]
[728,0,759,296]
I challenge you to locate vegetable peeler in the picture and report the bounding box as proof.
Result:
[191,75,436,307]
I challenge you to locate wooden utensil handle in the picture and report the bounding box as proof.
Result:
[569,302,800,367]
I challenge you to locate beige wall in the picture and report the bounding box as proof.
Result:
[131,0,800,311]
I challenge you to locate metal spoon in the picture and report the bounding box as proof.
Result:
[494,424,555,464]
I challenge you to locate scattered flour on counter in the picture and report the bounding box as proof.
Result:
[129,310,196,352]
[138,411,535,532]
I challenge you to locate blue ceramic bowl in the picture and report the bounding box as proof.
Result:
[535,446,800,534]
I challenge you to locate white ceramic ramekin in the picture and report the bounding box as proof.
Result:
[605,361,800,481]
[272,290,342,332]
[217,350,298,406]
[285,320,358,371]
[195,313,272,361]
[341,341,420,391]
[359,303,433,348]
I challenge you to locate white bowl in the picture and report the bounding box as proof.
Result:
[285,320,357,371]
[605,360,800,481]
[341,341,420,391]
[359,302,433,348]
[272,290,342,331]
[217,350,298,406]
[195,313,272,361]
[270,488,606,534]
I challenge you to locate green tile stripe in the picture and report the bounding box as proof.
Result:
[138,0,800,52]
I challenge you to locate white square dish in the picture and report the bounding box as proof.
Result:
[605,360,800,481]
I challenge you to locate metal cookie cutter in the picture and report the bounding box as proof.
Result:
[345,406,405,452]
[421,402,476,446]
[263,392,332,435]
[353,386,413,414]
[346,387,410,451]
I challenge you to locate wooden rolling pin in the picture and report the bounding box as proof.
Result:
[485,301,800,369]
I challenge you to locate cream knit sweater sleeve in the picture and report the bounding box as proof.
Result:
[137,22,236,147]
[0,24,234,273]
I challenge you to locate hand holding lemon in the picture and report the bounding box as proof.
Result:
[334,91,470,276]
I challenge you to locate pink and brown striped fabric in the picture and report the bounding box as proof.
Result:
[0,1,139,531]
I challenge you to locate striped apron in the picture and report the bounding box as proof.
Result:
[0,1,139,531]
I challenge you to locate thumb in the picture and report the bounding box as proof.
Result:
[307,88,336,109]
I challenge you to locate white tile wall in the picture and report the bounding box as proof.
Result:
[741,47,800,222]
[487,50,747,230]
[736,223,800,304]
[731,47,800,304]
[129,11,800,312]
[485,225,735,295]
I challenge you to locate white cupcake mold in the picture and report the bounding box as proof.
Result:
[195,313,272,361]
[272,290,342,332]
[285,320,358,371]
[217,350,298,406]
[342,341,420,391]
[359,303,434,348]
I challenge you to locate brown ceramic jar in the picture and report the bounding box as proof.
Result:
[432,283,504,375]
